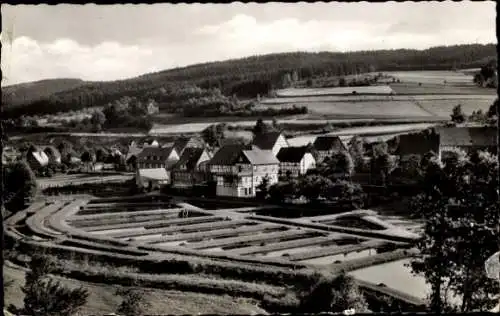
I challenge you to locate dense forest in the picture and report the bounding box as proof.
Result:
[2,44,496,118]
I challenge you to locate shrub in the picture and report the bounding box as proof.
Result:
[298,271,369,313]
[116,286,152,316]
[22,254,89,316]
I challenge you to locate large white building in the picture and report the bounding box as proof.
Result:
[208,144,279,198]
[136,146,179,184]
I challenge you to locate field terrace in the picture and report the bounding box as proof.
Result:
[4,195,425,309]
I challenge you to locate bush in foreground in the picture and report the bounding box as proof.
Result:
[21,254,89,316]
[116,286,152,316]
[298,271,369,313]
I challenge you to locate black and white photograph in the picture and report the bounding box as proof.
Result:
[1,2,499,315]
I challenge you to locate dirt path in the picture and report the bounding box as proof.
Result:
[3,262,268,315]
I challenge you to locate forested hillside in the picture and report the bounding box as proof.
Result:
[2,78,87,108]
[2,44,496,118]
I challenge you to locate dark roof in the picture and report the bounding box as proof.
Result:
[43,145,61,159]
[242,147,279,165]
[174,147,207,171]
[208,144,251,165]
[252,132,283,150]
[396,131,440,156]
[313,136,346,151]
[173,136,205,154]
[438,126,497,148]
[137,146,177,163]
[277,146,310,163]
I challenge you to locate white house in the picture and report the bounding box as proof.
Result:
[208,144,279,198]
[136,146,180,184]
[252,131,289,157]
[313,135,347,163]
[276,146,316,178]
[27,149,49,171]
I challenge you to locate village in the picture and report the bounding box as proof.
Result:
[6,122,497,200]
[2,2,499,315]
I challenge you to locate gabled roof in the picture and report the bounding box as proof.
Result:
[174,147,209,171]
[173,136,205,154]
[277,146,311,163]
[242,147,279,165]
[126,145,143,161]
[137,146,177,161]
[138,168,169,181]
[31,151,49,166]
[437,126,497,148]
[252,132,285,150]
[143,138,159,146]
[208,144,249,165]
[43,145,62,159]
[313,135,346,151]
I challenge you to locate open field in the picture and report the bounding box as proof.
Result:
[260,94,496,104]
[275,86,394,97]
[385,70,474,85]
[4,263,267,315]
[266,101,435,118]
[415,98,495,117]
[389,82,496,95]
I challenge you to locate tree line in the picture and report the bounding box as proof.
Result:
[3,44,496,118]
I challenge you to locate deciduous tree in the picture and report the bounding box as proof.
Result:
[3,161,38,212]
[451,104,466,124]
[410,150,499,312]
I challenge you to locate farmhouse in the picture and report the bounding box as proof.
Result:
[172,147,213,188]
[146,99,160,115]
[136,168,169,190]
[277,146,316,178]
[172,136,206,156]
[136,146,179,170]
[395,130,440,157]
[208,144,279,198]
[27,149,50,170]
[313,135,347,163]
[252,131,289,157]
[43,145,62,164]
[437,126,498,161]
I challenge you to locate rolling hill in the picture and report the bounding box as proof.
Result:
[2,78,87,109]
[2,44,496,118]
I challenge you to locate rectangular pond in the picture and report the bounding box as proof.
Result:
[348,258,461,306]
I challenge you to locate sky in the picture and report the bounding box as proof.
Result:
[1,2,496,86]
